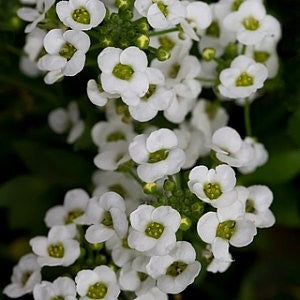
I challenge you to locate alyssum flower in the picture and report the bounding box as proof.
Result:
[128,204,181,255]
[129,128,186,182]
[38,29,90,84]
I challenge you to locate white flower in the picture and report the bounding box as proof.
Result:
[238,137,268,174]
[149,31,192,51]
[98,47,152,106]
[91,120,135,149]
[75,266,120,300]
[128,69,175,122]
[181,1,212,41]
[152,45,202,99]
[202,244,232,273]
[188,164,237,208]
[30,225,80,267]
[105,235,137,267]
[85,192,128,243]
[38,29,90,84]
[45,188,89,227]
[129,128,185,182]
[175,123,209,169]
[218,55,268,99]
[3,254,41,298]
[235,185,275,228]
[128,204,181,255]
[92,170,143,213]
[151,46,201,123]
[212,126,255,167]
[245,36,280,79]
[20,28,46,77]
[223,1,280,46]
[87,78,119,107]
[119,256,156,295]
[146,241,201,294]
[94,141,131,171]
[134,287,168,300]
[135,0,186,29]
[207,257,232,273]
[197,207,257,261]
[17,0,55,33]
[56,0,106,31]
[33,277,76,300]
[191,99,229,140]
[48,101,85,144]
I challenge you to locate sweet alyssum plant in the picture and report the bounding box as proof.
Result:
[5,0,281,298]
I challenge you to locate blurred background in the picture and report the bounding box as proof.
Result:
[0,0,299,299]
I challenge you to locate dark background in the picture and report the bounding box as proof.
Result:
[0,0,299,299]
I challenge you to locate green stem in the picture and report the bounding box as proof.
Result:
[241,44,247,55]
[244,98,252,136]
[196,77,217,83]
[149,27,179,36]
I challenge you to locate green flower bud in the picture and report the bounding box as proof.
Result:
[143,182,157,194]
[224,42,238,59]
[136,34,150,49]
[163,179,176,192]
[90,243,104,251]
[191,202,204,216]
[202,47,216,61]
[179,216,192,231]
[115,0,133,10]
[156,46,171,61]
[135,17,150,33]
[119,9,134,20]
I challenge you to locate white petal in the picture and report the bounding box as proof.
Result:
[197,212,219,243]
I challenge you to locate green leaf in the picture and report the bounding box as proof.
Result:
[239,150,300,185]
[14,140,93,186]
[288,108,300,147]
[0,176,50,232]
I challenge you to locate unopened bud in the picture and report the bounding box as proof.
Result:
[202,47,216,61]
[156,46,171,61]
[180,216,192,231]
[136,34,150,49]
[143,182,157,194]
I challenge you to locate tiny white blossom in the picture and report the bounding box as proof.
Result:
[135,0,186,29]
[17,0,55,33]
[146,241,201,294]
[223,1,281,46]
[87,78,119,107]
[20,28,46,77]
[238,137,268,174]
[218,55,268,99]
[48,101,85,144]
[119,256,156,295]
[235,185,275,228]
[129,128,185,182]
[85,192,128,243]
[75,266,120,300]
[181,1,212,41]
[45,188,89,227]
[30,225,80,267]
[188,164,237,208]
[38,29,90,84]
[3,254,42,298]
[191,99,229,140]
[134,287,168,300]
[98,47,152,106]
[197,206,257,261]
[175,124,209,169]
[105,235,137,267]
[128,204,181,255]
[94,141,131,171]
[56,0,106,31]
[212,126,255,167]
[33,277,76,300]
[92,170,143,214]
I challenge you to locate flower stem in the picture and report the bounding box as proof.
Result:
[241,44,247,55]
[149,27,179,36]
[244,98,252,136]
[128,170,144,186]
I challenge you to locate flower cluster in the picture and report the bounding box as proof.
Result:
[5,0,281,298]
